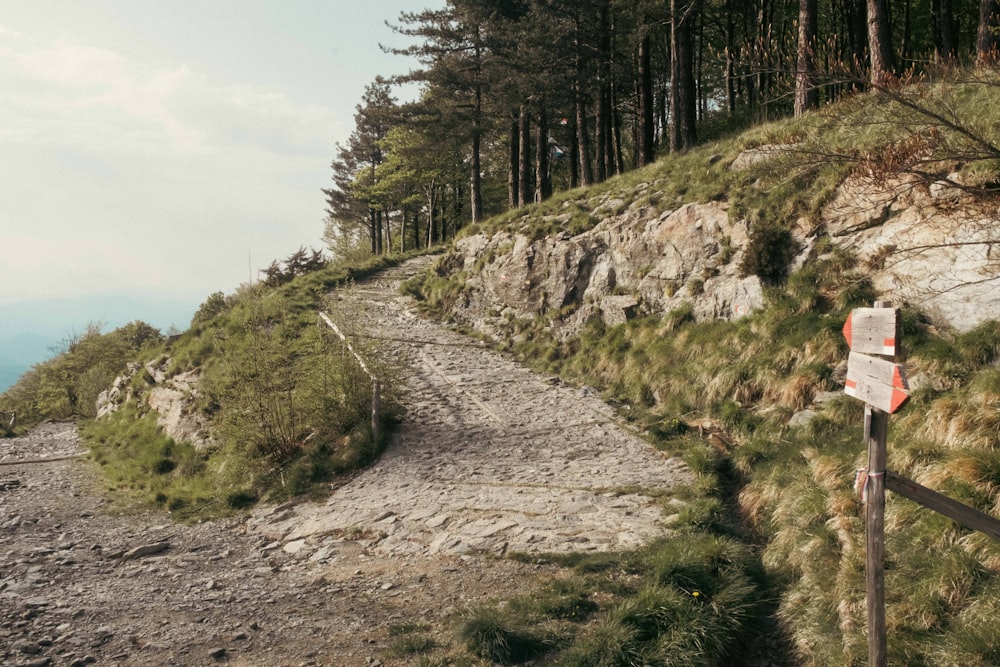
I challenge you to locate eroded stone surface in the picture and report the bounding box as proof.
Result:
[247,258,691,556]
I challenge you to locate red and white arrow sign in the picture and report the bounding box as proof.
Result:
[844,351,909,413]
[843,308,899,356]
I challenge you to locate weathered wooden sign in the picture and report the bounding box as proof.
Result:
[843,307,899,356]
[845,351,910,413]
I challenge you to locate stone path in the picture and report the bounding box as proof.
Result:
[249,257,690,558]
[1,257,691,666]
[1,424,556,667]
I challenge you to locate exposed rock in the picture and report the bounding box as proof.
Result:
[145,366,212,450]
[438,170,998,337]
[121,541,170,561]
[788,409,820,428]
[95,362,142,419]
[443,201,764,341]
[819,174,1000,332]
[96,359,212,450]
[729,143,803,170]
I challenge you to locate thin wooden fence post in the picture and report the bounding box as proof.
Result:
[371,381,382,444]
[318,312,381,444]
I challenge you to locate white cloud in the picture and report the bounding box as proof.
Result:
[0,30,344,305]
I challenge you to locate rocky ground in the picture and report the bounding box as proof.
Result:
[1,257,690,666]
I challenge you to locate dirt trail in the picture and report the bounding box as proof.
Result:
[0,257,689,666]
[249,256,690,557]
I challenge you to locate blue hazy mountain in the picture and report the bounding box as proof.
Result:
[0,294,199,394]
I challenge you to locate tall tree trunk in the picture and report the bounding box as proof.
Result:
[508,115,519,209]
[901,0,912,63]
[384,209,393,254]
[573,7,594,187]
[795,0,819,116]
[978,0,1000,65]
[389,204,406,254]
[574,94,593,186]
[608,11,624,177]
[518,104,532,207]
[638,34,655,167]
[569,118,579,189]
[426,184,437,247]
[469,27,484,224]
[369,209,377,255]
[934,0,957,63]
[722,0,736,112]
[670,0,699,152]
[610,81,625,175]
[535,105,551,203]
[867,0,896,83]
[595,0,611,183]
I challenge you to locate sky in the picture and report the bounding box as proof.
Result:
[0,0,437,320]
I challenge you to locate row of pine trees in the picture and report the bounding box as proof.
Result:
[324,0,1000,257]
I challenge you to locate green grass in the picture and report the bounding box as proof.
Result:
[405,70,1000,665]
[83,406,220,517]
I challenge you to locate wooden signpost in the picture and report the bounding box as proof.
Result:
[842,302,1000,667]
[844,352,909,414]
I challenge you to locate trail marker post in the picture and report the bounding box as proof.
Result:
[842,302,1000,666]
[844,301,901,667]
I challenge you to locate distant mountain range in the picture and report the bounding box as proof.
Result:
[0,294,198,394]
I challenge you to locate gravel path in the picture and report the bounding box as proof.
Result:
[249,257,690,557]
[1,257,690,666]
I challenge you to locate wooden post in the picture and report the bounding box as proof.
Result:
[319,312,381,446]
[371,380,382,444]
[865,404,888,667]
[865,299,894,667]
[885,471,1000,541]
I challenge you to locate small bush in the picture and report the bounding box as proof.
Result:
[457,607,546,664]
[739,225,799,284]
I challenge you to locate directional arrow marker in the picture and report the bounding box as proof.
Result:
[843,308,899,356]
[845,351,909,413]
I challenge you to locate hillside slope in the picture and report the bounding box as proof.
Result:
[406,81,1000,665]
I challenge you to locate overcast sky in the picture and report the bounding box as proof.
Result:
[0,0,435,310]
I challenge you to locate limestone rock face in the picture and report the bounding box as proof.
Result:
[96,358,212,450]
[145,364,212,450]
[443,201,764,340]
[818,174,1000,332]
[437,167,999,337]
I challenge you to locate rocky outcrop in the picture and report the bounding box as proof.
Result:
[436,157,999,337]
[816,172,1000,332]
[442,198,764,341]
[145,364,212,450]
[96,359,212,450]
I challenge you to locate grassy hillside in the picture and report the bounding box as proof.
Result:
[0,252,418,515]
[404,73,1000,665]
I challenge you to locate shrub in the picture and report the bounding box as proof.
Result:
[739,225,799,284]
[457,607,546,664]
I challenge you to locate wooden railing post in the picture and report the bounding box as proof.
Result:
[371,381,382,444]
[318,312,381,442]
